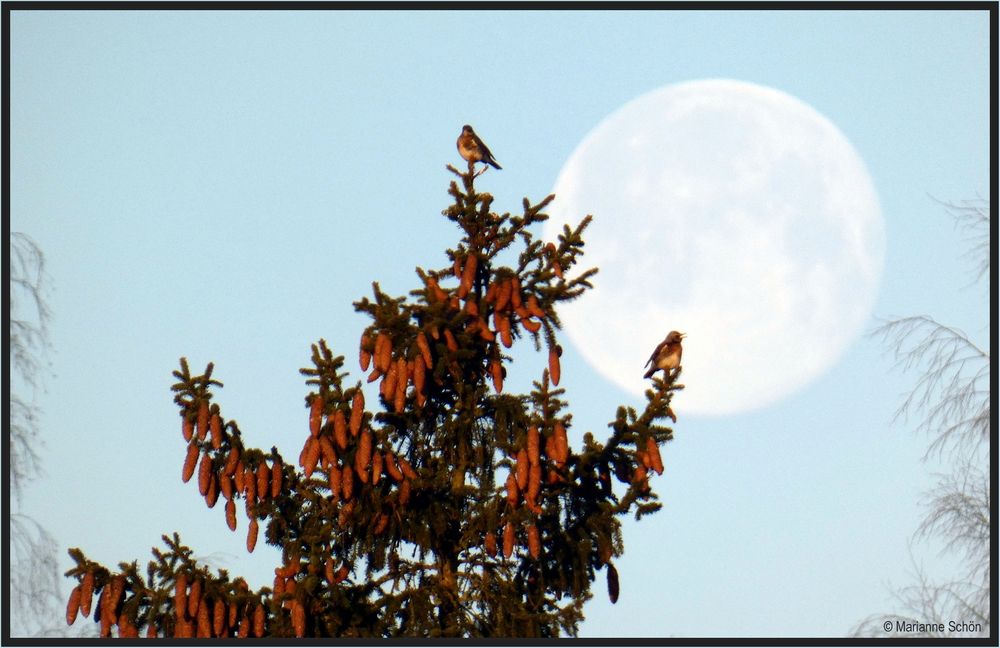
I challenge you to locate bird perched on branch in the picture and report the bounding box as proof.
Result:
[457,124,502,174]
[644,331,685,379]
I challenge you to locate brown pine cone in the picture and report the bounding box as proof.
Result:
[309,395,324,438]
[490,357,503,394]
[252,603,264,637]
[548,347,561,386]
[350,390,364,437]
[385,452,403,482]
[223,447,240,477]
[371,451,383,486]
[271,458,283,498]
[359,332,372,371]
[382,361,397,401]
[554,421,569,464]
[527,426,540,465]
[196,598,211,637]
[302,437,320,478]
[495,278,512,312]
[510,276,523,309]
[205,473,219,508]
[503,520,515,559]
[506,472,519,507]
[219,470,235,500]
[244,466,257,513]
[357,429,373,470]
[397,456,418,480]
[394,357,408,412]
[498,314,513,348]
[228,597,238,629]
[247,519,259,553]
[376,332,392,373]
[607,563,620,604]
[187,578,201,618]
[413,354,426,399]
[225,498,237,531]
[210,412,223,449]
[332,422,347,454]
[647,436,664,475]
[341,464,354,501]
[516,449,529,490]
[444,328,458,353]
[291,599,306,638]
[527,463,542,506]
[182,415,194,442]
[526,294,546,318]
[66,584,81,625]
[416,332,433,369]
[174,618,192,638]
[318,435,336,469]
[485,531,497,558]
[484,279,498,303]
[119,611,139,638]
[234,460,246,494]
[325,556,335,584]
[80,570,94,617]
[256,462,269,501]
[527,524,540,558]
[198,452,212,496]
[544,432,557,462]
[327,464,341,501]
[97,589,111,637]
[182,443,199,484]
[174,573,187,618]
[478,318,496,342]
[398,478,411,506]
[213,599,225,637]
[196,400,209,441]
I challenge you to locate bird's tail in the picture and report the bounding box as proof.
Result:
[487,158,502,170]
[643,368,655,379]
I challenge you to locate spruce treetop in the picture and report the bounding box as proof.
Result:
[65,164,683,638]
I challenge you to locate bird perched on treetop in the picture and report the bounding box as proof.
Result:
[457,125,502,173]
[644,331,685,379]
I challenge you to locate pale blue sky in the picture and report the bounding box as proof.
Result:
[8,8,991,638]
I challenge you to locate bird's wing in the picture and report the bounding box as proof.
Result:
[473,134,493,159]
[644,340,666,367]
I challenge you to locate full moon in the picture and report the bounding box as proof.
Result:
[545,79,884,416]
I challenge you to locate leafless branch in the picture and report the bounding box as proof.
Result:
[871,315,989,462]
[9,232,54,500]
[932,197,991,284]
[854,200,990,638]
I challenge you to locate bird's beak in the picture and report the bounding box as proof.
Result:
[679,333,686,339]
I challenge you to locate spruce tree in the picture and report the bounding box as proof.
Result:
[64,164,683,638]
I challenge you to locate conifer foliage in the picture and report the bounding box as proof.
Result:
[65,165,684,637]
